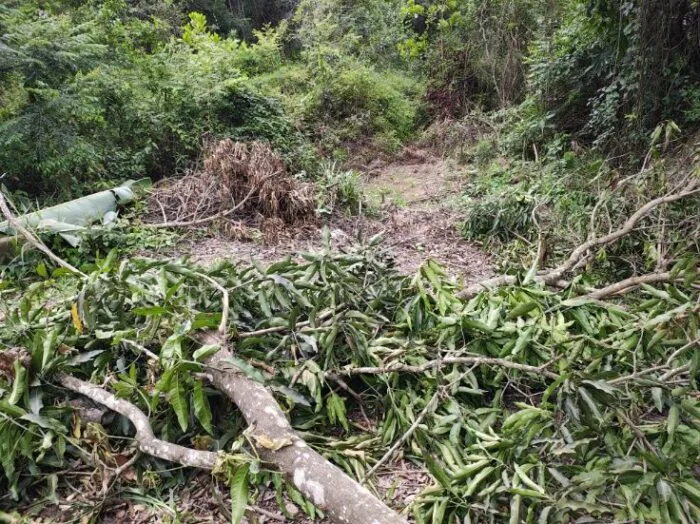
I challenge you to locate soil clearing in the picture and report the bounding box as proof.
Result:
[164,147,492,286]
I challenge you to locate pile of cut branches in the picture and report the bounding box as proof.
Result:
[147,140,316,234]
[0,178,699,522]
[0,230,698,522]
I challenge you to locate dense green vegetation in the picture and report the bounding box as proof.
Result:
[1,1,699,523]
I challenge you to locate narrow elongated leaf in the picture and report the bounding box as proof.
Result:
[192,344,220,361]
[192,381,213,434]
[8,360,27,405]
[169,372,189,432]
[229,464,250,524]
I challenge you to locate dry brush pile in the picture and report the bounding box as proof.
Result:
[0,179,699,522]
[147,139,317,240]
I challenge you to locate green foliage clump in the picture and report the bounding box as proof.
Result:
[0,3,313,197]
[315,162,364,216]
[0,242,698,521]
[512,0,700,157]
[400,0,546,114]
[305,61,422,150]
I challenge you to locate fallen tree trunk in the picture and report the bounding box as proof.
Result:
[201,332,405,524]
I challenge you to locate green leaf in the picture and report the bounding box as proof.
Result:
[509,494,521,524]
[229,464,250,524]
[224,357,266,384]
[581,379,617,397]
[66,350,105,366]
[424,454,451,488]
[161,334,182,364]
[432,497,448,524]
[327,392,349,431]
[465,466,496,496]
[36,263,48,278]
[656,479,672,503]
[452,459,491,483]
[0,399,27,417]
[514,464,545,495]
[192,344,220,362]
[132,306,168,316]
[506,301,539,320]
[651,388,664,412]
[667,405,679,439]
[578,387,603,425]
[8,360,27,406]
[169,372,189,432]
[192,381,213,434]
[269,385,312,407]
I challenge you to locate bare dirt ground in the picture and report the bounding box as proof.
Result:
[167,148,492,286]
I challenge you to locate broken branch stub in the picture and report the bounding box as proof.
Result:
[201,332,405,524]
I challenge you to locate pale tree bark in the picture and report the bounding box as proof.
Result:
[459,182,699,298]
[59,335,405,524]
[201,332,405,524]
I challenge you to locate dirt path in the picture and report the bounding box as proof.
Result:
[356,149,492,281]
[171,149,492,284]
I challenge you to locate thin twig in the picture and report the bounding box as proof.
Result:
[665,338,700,367]
[361,388,441,483]
[123,339,159,361]
[100,450,142,497]
[327,356,560,380]
[0,190,87,278]
[238,306,342,338]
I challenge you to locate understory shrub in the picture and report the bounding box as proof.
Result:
[0,5,314,198]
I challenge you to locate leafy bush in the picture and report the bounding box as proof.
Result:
[462,186,538,243]
[256,53,424,153]
[316,161,364,216]
[0,4,314,197]
[519,0,700,157]
[400,0,546,114]
[306,60,421,146]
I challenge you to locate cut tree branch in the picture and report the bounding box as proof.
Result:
[568,272,672,301]
[459,182,699,298]
[58,373,217,469]
[361,388,441,483]
[199,331,405,524]
[238,306,342,339]
[0,191,87,278]
[326,356,561,380]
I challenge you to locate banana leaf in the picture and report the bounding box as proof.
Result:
[0,179,148,258]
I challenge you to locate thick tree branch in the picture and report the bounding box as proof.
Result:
[57,373,217,469]
[545,182,698,282]
[459,183,699,298]
[200,331,405,524]
[568,272,672,301]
